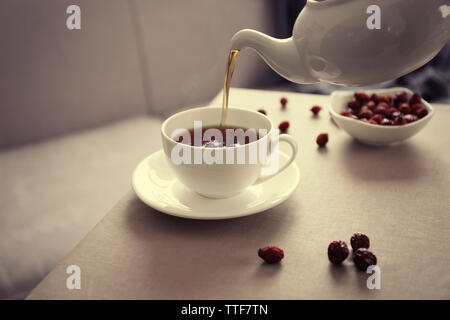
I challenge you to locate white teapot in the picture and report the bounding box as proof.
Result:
[231,0,449,86]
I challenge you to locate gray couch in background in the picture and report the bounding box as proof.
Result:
[0,0,278,299]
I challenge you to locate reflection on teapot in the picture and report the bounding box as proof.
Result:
[231,0,449,86]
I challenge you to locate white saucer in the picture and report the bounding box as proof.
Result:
[132,150,300,220]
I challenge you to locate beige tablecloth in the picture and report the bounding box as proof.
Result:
[28,89,450,299]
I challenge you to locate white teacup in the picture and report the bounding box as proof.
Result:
[161,106,298,198]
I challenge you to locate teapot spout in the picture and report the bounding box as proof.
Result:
[230,29,318,84]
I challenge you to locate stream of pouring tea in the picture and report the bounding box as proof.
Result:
[220,49,239,127]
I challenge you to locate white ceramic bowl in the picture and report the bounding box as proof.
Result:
[329,87,434,146]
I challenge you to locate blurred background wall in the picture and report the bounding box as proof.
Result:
[0,0,284,150]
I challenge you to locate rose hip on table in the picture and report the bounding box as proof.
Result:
[278,121,290,133]
[340,91,428,126]
[280,97,288,109]
[353,248,377,271]
[327,241,349,265]
[350,232,370,251]
[310,105,322,116]
[258,246,284,264]
[257,109,267,115]
[316,133,328,147]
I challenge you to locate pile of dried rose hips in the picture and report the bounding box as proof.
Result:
[328,233,377,271]
[341,91,428,126]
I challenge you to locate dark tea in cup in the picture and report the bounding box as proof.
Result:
[177,125,265,148]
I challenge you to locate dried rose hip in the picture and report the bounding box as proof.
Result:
[258,109,267,115]
[358,106,373,119]
[394,92,408,106]
[369,119,378,125]
[380,118,393,126]
[311,105,322,115]
[340,110,352,117]
[354,92,369,103]
[353,248,377,271]
[394,116,408,126]
[377,95,392,105]
[386,95,393,104]
[386,107,399,118]
[390,111,402,120]
[370,114,383,124]
[278,121,290,133]
[350,233,370,251]
[398,103,411,114]
[316,133,328,147]
[411,103,425,113]
[374,103,389,116]
[328,241,349,265]
[415,106,428,118]
[348,99,361,111]
[258,246,284,264]
[404,114,418,123]
[409,92,422,105]
[280,97,288,109]
[366,101,376,111]
[369,93,379,103]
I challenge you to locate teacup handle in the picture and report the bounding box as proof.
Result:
[254,134,298,184]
